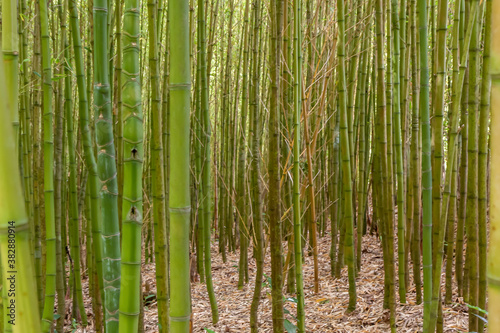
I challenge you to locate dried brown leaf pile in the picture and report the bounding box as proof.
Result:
[72,234,470,333]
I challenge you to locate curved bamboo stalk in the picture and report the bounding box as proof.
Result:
[199,0,219,321]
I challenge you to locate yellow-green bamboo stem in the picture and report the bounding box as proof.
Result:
[0,42,42,333]
[168,0,192,330]
[487,2,500,330]
[39,0,57,330]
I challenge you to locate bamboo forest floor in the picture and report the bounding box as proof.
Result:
[74,233,470,333]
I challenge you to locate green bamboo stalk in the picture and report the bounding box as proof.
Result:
[391,0,407,304]
[168,0,192,330]
[447,0,462,302]
[356,1,374,271]
[39,0,57,330]
[249,1,265,330]
[428,0,447,324]
[488,0,500,328]
[377,0,396,326]
[117,0,144,331]
[456,1,468,294]
[465,2,483,330]
[161,5,170,234]
[94,0,122,329]
[115,0,124,230]
[68,0,106,326]
[0,54,42,333]
[64,3,88,323]
[462,0,473,305]
[148,0,169,330]
[445,136,458,304]
[417,0,433,327]
[427,2,479,330]
[19,0,33,263]
[32,11,44,312]
[199,0,218,322]
[478,2,492,332]
[236,0,251,290]
[54,4,67,331]
[337,0,357,314]
[292,0,305,329]
[2,0,19,152]
[268,0,284,330]
[195,61,205,283]
[430,0,447,285]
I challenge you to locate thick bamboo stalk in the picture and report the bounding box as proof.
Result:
[417,0,433,327]
[64,1,88,322]
[487,2,500,330]
[94,0,122,330]
[39,0,57,330]
[118,0,144,331]
[54,5,67,331]
[0,54,42,333]
[68,0,106,327]
[427,2,479,330]
[1,0,19,150]
[337,0,357,314]
[32,11,44,312]
[375,0,396,328]
[168,0,192,330]
[465,2,483,330]
[148,0,169,331]
[249,1,265,331]
[478,3,492,333]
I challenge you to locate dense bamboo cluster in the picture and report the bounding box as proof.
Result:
[0,0,499,332]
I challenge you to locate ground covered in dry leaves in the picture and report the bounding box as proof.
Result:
[76,234,470,332]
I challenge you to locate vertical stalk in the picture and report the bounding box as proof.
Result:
[0,55,42,333]
[477,0,491,329]
[118,0,144,331]
[292,0,305,329]
[487,2,500,330]
[417,0,433,327]
[39,0,57,330]
[94,0,122,330]
[168,0,192,330]
[148,0,169,330]
[391,0,407,303]
[249,1,264,330]
[69,0,106,327]
[1,0,19,150]
[237,0,251,290]
[269,0,284,330]
[337,0,357,314]
[199,0,218,322]
[64,0,87,323]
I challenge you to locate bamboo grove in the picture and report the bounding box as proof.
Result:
[0,0,499,332]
